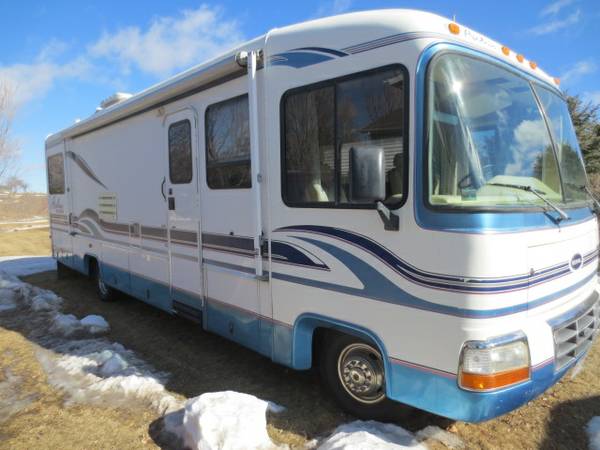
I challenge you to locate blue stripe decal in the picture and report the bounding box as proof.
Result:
[269,51,334,68]
[272,236,597,318]
[292,47,348,57]
[276,225,598,293]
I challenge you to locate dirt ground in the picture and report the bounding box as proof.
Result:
[1,230,600,449]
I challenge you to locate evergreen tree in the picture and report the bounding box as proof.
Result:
[567,95,600,174]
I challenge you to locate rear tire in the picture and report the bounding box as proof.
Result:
[56,261,71,279]
[89,260,117,302]
[319,331,401,421]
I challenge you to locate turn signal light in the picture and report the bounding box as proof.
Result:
[448,23,460,35]
[501,46,510,56]
[460,367,530,391]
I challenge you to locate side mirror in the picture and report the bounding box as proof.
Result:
[349,146,386,203]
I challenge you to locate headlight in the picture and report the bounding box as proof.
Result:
[458,333,530,391]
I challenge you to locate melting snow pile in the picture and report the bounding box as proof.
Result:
[0,256,55,277]
[164,391,285,450]
[588,417,600,450]
[0,268,181,415]
[318,421,427,450]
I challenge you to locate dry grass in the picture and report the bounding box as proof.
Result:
[0,228,51,256]
[0,193,47,222]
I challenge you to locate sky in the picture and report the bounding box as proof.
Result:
[1,0,599,192]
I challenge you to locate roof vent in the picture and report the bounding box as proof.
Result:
[99,92,133,110]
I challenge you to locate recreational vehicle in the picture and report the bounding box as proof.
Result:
[45,10,600,422]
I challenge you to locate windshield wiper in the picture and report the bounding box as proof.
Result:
[485,182,570,222]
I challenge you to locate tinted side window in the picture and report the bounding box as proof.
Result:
[282,66,407,207]
[47,153,65,195]
[168,120,193,184]
[205,95,251,189]
[284,86,335,203]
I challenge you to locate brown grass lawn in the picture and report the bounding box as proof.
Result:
[0,228,51,257]
[1,231,600,449]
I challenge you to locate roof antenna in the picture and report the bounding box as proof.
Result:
[453,14,457,22]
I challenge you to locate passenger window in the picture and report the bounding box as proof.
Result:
[205,95,251,189]
[283,86,335,204]
[282,66,407,207]
[168,119,193,184]
[47,153,65,195]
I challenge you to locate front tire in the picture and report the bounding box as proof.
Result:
[90,261,117,302]
[320,332,398,420]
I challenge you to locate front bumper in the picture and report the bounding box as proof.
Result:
[386,291,600,422]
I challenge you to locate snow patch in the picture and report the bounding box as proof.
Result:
[31,292,62,311]
[0,288,17,312]
[0,256,55,276]
[166,391,285,450]
[318,421,426,450]
[587,417,600,450]
[51,313,110,336]
[0,269,181,416]
[416,425,463,449]
[81,315,110,333]
[38,340,181,415]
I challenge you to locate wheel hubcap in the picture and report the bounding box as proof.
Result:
[337,343,385,404]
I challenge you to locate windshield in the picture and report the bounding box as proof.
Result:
[427,54,588,210]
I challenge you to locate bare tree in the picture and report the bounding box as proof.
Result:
[4,175,28,194]
[0,83,20,185]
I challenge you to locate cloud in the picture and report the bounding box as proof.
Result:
[582,91,600,105]
[540,0,577,17]
[0,5,245,108]
[0,54,91,107]
[530,8,581,35]
[314,0,353,18]
[560,59,597,84]
[88,5,244,77]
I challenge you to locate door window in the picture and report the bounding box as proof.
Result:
[168,119,193,184]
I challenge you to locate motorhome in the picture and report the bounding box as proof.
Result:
[45,9,599,422]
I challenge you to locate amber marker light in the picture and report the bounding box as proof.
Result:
[516,54,525,63]
[530,61,538,70]
[448,22,460,35]
[460,367,530,391]
[501,46,510,56]
[554,77,561,85]
[458,334,531,392]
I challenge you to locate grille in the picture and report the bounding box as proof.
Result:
[553,299,600,371]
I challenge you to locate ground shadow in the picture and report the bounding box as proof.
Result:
[540,395,600,450]
[7,268,451,447]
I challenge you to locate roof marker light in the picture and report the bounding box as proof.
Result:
[516,54,525,63]
[448,22,460,35]
[501,46,510,56]
[554,77,561,85]
[529,61,538,70]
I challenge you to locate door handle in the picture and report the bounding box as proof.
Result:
[168,197,175,211]
[160,177,166,201]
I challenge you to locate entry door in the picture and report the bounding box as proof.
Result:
[164,109,204,312]
[47,142,73,266]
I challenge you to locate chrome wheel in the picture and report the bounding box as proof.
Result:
[337,342,385,404]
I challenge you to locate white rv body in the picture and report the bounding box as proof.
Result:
[45,10,599,422]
